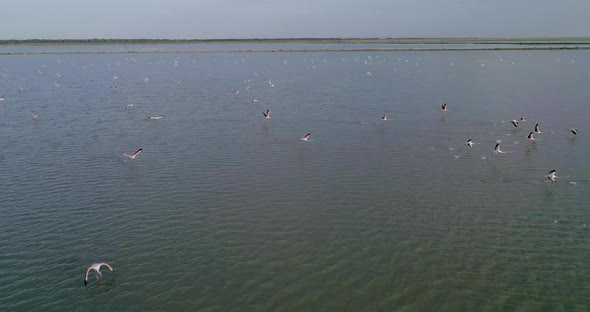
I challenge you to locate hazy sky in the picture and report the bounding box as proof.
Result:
[2,0,589,39]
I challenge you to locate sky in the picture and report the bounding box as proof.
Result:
[1,0,589,39]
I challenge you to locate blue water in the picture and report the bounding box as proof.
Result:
[1,47,589,311]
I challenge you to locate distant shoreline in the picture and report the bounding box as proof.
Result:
[2,38,590,55]
[1,46,590,56]
[1,37,590,46]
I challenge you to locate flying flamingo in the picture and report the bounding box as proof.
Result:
[84,262,114,286]
[123,148,143,159]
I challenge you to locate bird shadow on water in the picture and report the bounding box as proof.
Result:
[260,123,269,137]
[376,125,385,137]
[543,184,556,198]
[120,157,139,182]
[297,143,307,163]
[524,143,537,159]
[85,275,117,297]
[479,160,514,183]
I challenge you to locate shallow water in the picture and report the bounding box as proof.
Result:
[1,47,590,311]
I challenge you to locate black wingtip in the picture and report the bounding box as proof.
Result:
[84,279,87,286]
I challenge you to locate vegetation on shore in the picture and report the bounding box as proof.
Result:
[1,37,590,46]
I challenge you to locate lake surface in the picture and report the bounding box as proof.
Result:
[1,42,590,54]
[1,45,589,311]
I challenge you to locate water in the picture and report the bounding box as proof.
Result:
[1,42,589,54]
[1,46,590,311]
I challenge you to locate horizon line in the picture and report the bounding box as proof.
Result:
[2,36,590,41]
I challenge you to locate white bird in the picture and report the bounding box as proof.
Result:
[123,148,143,159]
[547,169,557,182]
[147,115,164,120]
[441,103,448,111]
[527,132,535,141]
[494,143,505,154]
[251,99,258,104]
[510,120,519,128]
[300,133,311,141]
[381,114,388,121]
[520,117,526,122]
[570,128,578,135]
[234,88,240,94]
[31,111,39,119]
[126,104,136,109]
[0,95,4,101]
[466,139,474,147]
[84,262,113,286]
[534,123,542,134]
[262,109,270,119]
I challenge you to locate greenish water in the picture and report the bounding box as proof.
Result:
[1,47,589,311]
